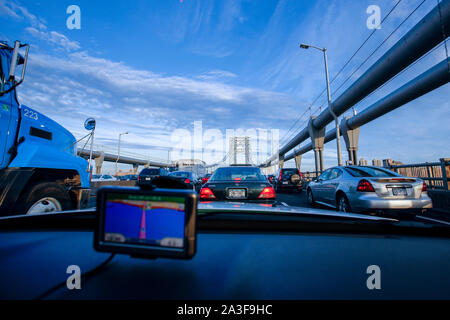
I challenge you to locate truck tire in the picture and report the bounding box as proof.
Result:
[14,182,73,215]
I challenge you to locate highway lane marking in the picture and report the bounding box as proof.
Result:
[416,215,450,226]
[281,202,289,206]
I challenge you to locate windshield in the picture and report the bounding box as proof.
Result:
[0,0,448,230]
[210,167,266,182]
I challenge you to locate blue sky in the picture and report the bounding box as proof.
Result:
[0,0,449,173]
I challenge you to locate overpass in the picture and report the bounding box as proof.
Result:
[77,148,172,174]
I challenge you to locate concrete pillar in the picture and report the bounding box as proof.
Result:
[341,117,360,166]
[94,151,104,174]
[279,155,285,169]
[133,164,139,174]
[308,116,325,173]
[294,154,302,171]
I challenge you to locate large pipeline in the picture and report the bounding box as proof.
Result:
[275,0,450,160]
[283,57,450,162]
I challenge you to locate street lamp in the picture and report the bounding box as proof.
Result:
[115,131,129,175]
[300,43,343,166]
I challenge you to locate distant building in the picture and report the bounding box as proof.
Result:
[382,158,404,167]
[359,158,368,166]
[174,159,206,176]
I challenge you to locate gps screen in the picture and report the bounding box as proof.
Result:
[103,193,186,249]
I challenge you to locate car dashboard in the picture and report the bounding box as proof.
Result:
[1,225,450,300]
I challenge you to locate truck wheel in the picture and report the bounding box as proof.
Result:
[15,182,72,215]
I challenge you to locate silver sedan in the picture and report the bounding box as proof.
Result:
[306,166,432,216]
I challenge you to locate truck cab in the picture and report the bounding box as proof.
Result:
[0,41,90,215]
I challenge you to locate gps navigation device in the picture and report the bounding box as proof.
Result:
[94,186,197,259]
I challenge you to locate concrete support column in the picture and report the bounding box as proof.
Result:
[94,151,104,174]
[294,154,302,171]
[308,117,326,173]
[133,164,139,174]
[341,117,360,166]
[279,155,285,169]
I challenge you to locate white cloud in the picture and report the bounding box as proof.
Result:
[25,27,80,51]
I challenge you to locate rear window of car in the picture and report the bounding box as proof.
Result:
[140,168,160,175]
[92,174,100,179]
[281,168,300,178]
[210,167,266,181]
[345,167,397,177]
[169,172,190,178]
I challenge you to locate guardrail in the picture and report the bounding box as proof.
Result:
[386,158,450,190]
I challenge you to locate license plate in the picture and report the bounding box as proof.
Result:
[228,188,246,199]
[282,181,288,185]
[145,177,151,181]
[392,187,407,196]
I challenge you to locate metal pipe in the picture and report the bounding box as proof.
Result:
[346,58,450,130]
[278,0,450,157]
[284,57,450,162]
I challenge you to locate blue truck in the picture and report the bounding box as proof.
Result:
[0,40,90,215]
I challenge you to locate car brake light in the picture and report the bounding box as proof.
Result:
[200,187,216,199]
[202,177,209,184]
[422,181,427,192]
[357,179,375,192]
[184,178,190,184]
[279,170,282,181]
[234,177,241,182]
[258,186,276,199]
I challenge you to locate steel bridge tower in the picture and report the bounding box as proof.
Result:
[229,137,252,165]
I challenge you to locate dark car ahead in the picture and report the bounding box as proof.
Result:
[138,167,169,185]
[274,168,303,192]
[168,171,202,191]
[200,166,275,202]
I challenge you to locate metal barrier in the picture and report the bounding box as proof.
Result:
[386,158,450,190]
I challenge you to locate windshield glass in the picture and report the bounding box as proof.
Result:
[0,0,448,229]
[210,167,266,182]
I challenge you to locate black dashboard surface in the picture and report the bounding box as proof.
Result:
[1,230,450,299]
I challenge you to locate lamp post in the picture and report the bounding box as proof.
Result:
[115,131,129,175]
[300,43,343,166]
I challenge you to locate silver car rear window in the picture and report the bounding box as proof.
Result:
[345,167,397,177]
